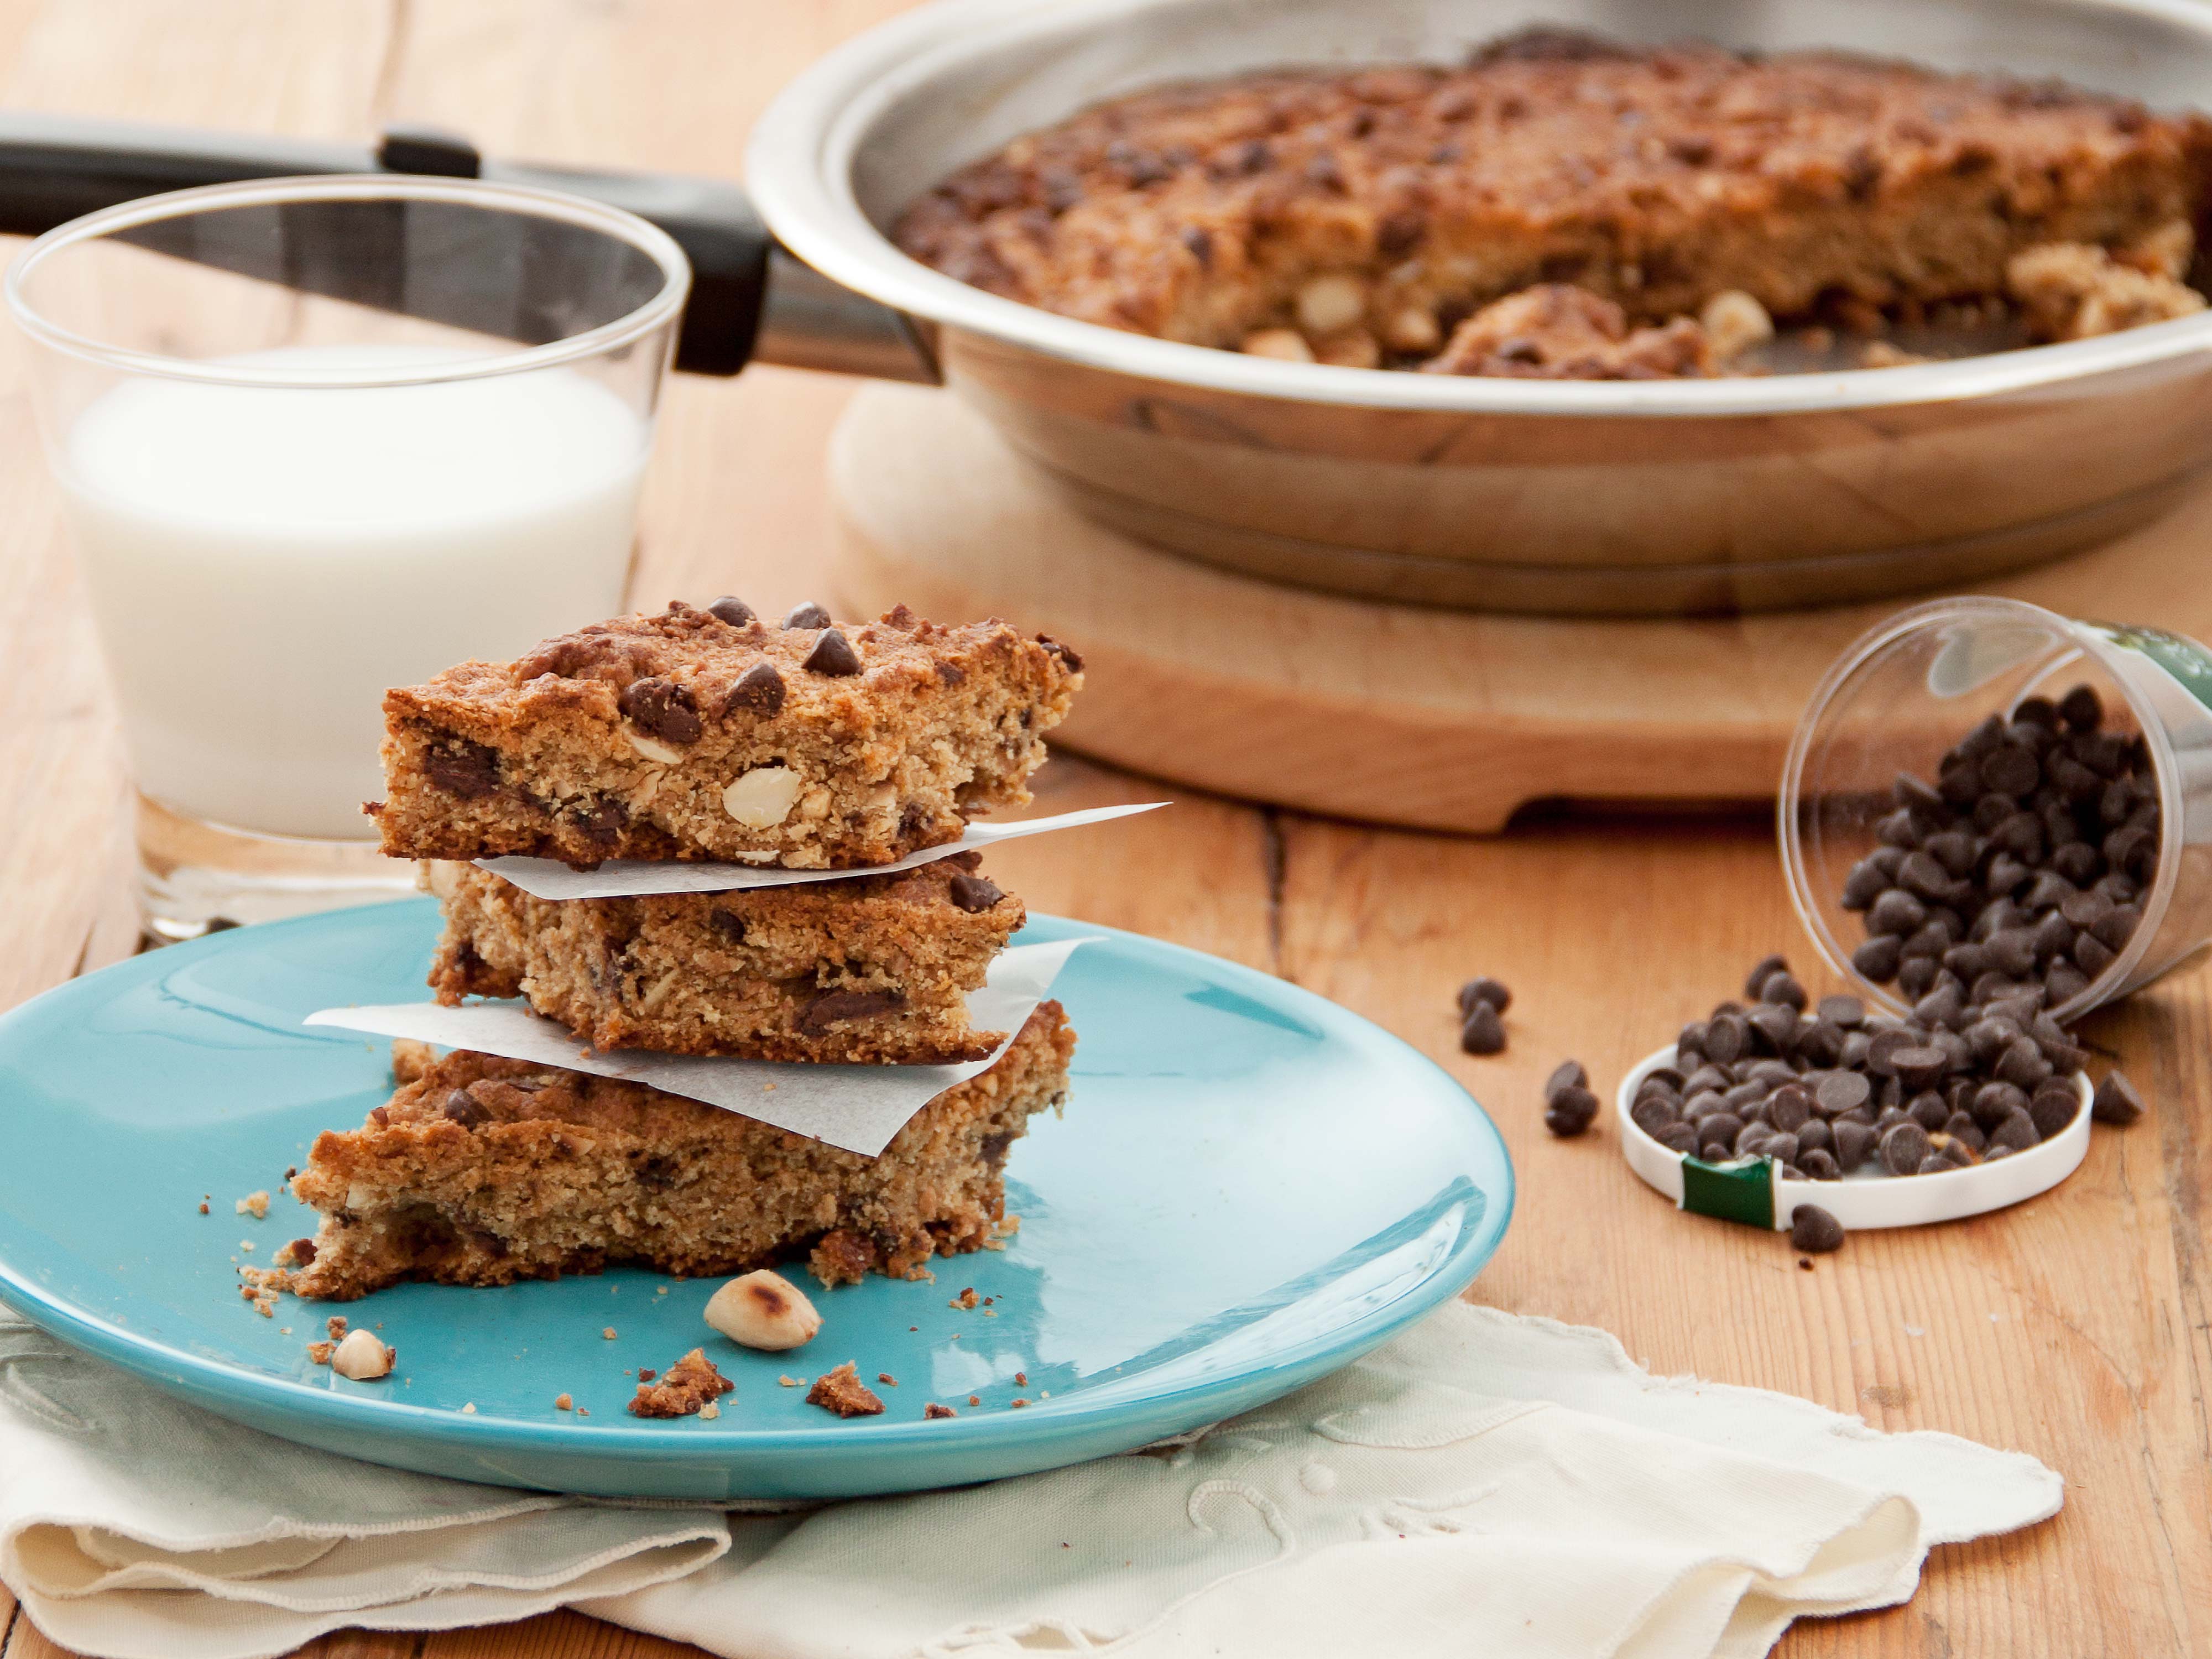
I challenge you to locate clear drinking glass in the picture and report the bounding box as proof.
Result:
[7,175,688,941]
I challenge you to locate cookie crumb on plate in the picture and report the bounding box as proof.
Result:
[806,1361,885,1418]
[629,1349,734,1418]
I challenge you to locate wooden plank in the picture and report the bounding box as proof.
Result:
[278,1635,421,1659]
[0,1612,68,1659]
[3,1616,433,1659]
[1,0,389,131]
[421,1608,702,1657]
[1274,808,2211,1656]
[1,1613,426,1658]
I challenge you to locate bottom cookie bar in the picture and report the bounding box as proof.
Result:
[284,1001,1074,1301]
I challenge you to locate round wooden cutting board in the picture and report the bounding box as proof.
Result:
[828,382,2212,833]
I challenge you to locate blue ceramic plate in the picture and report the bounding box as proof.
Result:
[0,901,1511,1500]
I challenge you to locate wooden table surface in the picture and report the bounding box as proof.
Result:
[1,3,2208,1655]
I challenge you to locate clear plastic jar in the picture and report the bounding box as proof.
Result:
[1781,597,2212,1020]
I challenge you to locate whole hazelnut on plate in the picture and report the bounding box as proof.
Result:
[705,1269,823,1351]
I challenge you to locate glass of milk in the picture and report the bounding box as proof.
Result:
[6,175,689,940]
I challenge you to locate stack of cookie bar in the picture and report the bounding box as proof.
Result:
[284,598,1084,1301]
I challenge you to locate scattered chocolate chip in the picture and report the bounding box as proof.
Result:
[1459,1001,1506,1055]
[1458,976,1511,1016]
[1840,860,1890,910]
[1889,1045,1949,1092]
[1995,1037,2053,1088]
[618,676,702,745]
[2091,1069,2144,1125]
[784,601,832,629]
[1968,1079,2025,1132]
[1762,972,1808,1012]
[1879,1121,1931,1176]
[804,628,863,676]
[1831,1119,1875,1170]
[724,661,786,717]
[2059,685,2104,731]
[1815,1071,1872,1117]
[1743,954,1790,998]
[1703,1013,1747,1064]
[1816,994,1864,1027]
[1767,1085,1812,1134]
[1545,1060,1589,1102]
[707,596,756,627]
[1942,1112,1986,1153]
[2028,1085,2078,1140]
[947,872,1006,912]
[1853,935,1903,982]
[1790,1204,1845,1253]
[1547,1086,1600,1138]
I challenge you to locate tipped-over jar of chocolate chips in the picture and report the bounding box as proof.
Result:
[1783,598,2212,1023]
[1608,600,2202,1242]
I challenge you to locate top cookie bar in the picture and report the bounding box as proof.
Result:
[371,599,1083,868]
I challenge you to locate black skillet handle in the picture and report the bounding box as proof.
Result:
[0,113,770,375]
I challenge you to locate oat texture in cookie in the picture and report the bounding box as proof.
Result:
[372,601,1082,869]
[425,851,1021,1062]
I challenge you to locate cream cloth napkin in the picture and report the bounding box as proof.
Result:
[0,1301,2060,1659]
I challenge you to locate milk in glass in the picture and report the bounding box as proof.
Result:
[59,345,645,839]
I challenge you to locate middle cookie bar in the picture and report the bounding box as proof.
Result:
[426,854,1023,1064]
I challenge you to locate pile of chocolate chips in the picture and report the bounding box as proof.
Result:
[1837,683,2159,1010]
[1627,953,2093,1181]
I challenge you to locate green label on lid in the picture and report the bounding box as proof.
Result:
[1679,1155,1777,1229]
[2085,622,2212,717]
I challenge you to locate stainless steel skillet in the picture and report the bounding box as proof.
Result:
[8,0,2212,617]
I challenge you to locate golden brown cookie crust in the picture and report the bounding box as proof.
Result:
[371,601,1082,870]
[895,28,2212,363]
